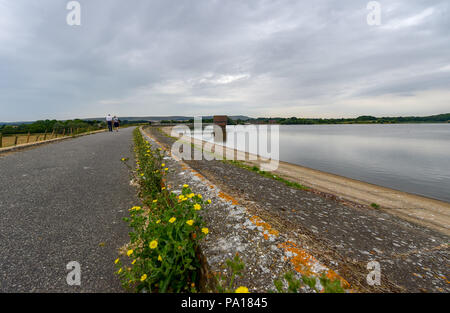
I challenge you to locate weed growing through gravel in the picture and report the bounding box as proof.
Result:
[214,253,249,293]
[115,128,210,293]
[273,271,345,293]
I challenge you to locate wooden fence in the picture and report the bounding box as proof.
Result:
[0,127,103,149]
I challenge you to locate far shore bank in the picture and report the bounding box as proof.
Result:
[160,126,450,236]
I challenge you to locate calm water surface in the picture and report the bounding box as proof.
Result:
[194,124,450,202]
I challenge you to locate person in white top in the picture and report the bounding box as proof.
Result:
[106,114,113,132]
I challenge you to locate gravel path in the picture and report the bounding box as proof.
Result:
[0,127,137,292]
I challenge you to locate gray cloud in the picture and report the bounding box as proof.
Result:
[0,0,449,121]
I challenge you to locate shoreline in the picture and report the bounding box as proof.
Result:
[161,126,450,236]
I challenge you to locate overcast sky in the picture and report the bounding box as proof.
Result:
[1,0,449,122]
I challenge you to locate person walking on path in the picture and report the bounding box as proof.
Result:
[106,114,113,132]
[113,116,120,132]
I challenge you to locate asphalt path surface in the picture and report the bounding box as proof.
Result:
[0,127,137,292]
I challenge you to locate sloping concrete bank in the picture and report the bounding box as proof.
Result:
[142,126,449,293]
[160,126,450,237]
[140,127,353,293]
[0,129,106,156]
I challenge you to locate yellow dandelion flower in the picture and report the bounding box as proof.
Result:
[161,163,165,167]
[187,193,195,198]
[131,259,136,265]
[169,217,176,223]
[201,227,209,235]
[197,194,203,199]
[158,255,162,262]
[235,286,249,293]
[126,249,133,257]
[207,199,212,204]
[186,220,194,226]
[149,240,158,249]
[183,184,189,188]
[140,173,144,177]
[156,220,161,224]
[153,199,158,203]
[117,268,122,274]
[194,204,201,211]
[162,187,166,190]
[114,258,119,264]
[164,168,168,171]
[140,274,147,282]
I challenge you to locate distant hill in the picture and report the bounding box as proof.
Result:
[83,115,252,122]
[3,113,449,126]
[0,115,252,126]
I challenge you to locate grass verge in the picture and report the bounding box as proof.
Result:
[226,160,309,191]
[115,128,210,293]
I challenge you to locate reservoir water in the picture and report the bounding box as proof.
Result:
[192,123,450,202]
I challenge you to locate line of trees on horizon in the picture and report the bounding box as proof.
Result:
[0,118,155,135]
[0,119,105,135]
[1,113,448,133]
[252,113,450,125]
[158,113,450,125]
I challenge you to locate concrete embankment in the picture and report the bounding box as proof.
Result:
[143,126,449,293]
[161,126,450,237]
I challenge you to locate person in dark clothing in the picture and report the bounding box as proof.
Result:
[113,116,120,132]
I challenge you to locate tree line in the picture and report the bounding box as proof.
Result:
[251,113,450,125]
[0,119,105,135]
[158,113,450,125]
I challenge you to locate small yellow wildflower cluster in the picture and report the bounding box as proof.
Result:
[235,286,249,293]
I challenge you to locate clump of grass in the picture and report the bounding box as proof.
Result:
[228,160,309,191]
[370,203,380,209]
[273,272,345,293]
[214,254,248,293]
